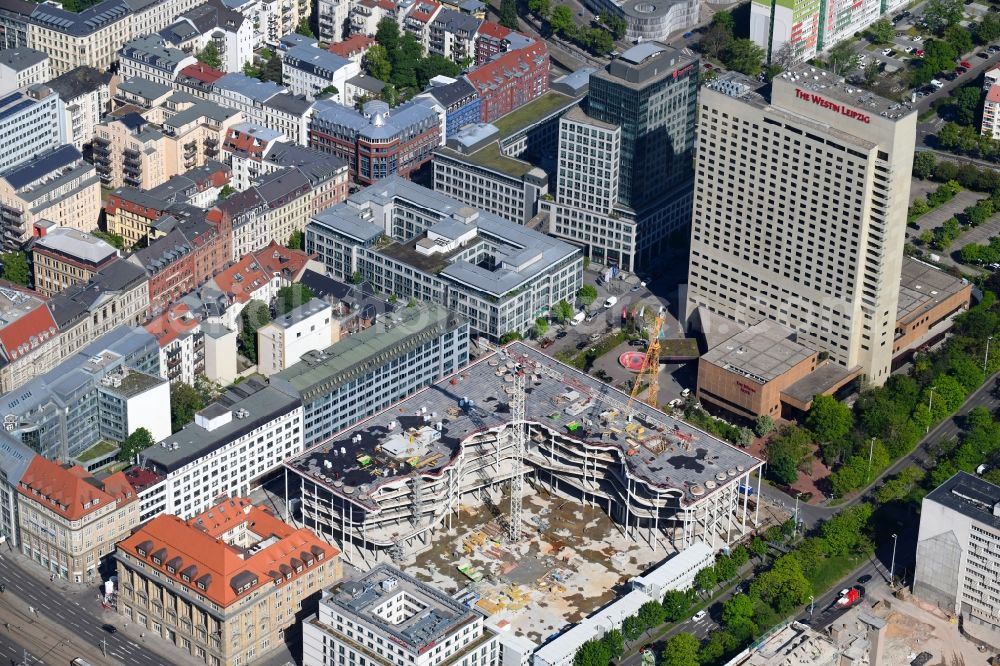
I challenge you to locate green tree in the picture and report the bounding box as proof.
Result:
[581,27,615,56]
[286,230,304,250]
[296,17,314,37]
[923,38,959,73]
[351,271,364,284]
[826,41,859,75]
[722,39,766,76]
[549,5,574,37]
[821,503,874,555]
[806,394,853,445]
[527,0,550,18]
[637,600,666,629]
[924,0,965,33]
[239,299,271,363]
[721,594,754,628]
[701,23,733,58]
[978,13,1000,43]
[714,554,737,582]
[944,23,974,55]
[554,300,574,322]
[661,633,700,666]
[913,152,936,179]
[0,251,28,286]
[499,331,523,344]
[874,465,925,504]
[499,0,519,30]
[699,631,738,663]
[693,565,717,593]
[868,18,895,44]
[711,10,735,33]
[754,414,774,437]
[751,553,811,614]
[952,86,983,126]
[863,58,881,84]
[750,536,768,560]
[275,284,316,316]
[365,43,392,80]
[661,590,693,622]
[196,42,222,68]
[381,83,399,107]
[170,382,205,433]
[578,284,598,307]
[574,639,611,666]
[765,425,812,485]
[533,317,550,338]
[599,10,627,40]
[622,615,644,641]
[602,629,624,658]
[118,427,154,461]
[92,231,125,250]
[217,184,236,201]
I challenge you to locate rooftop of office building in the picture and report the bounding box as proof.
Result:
[266,298,330,330]
[0,47,46,72]
[270,302,463,403]
[925,471,1000,529]
[896,256,971,327]
[32,226,119,266]
[597,42,697,88]
[701,320,814,384]
[287,342,761,509]
[321,563,478,653]
[141,378,301,474]
[773,64,914,121]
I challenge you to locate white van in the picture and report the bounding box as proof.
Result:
[930,79,943,89]
[571,311,586,326]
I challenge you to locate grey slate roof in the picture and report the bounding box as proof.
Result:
[263,92,314,116]
[420,77,476,109]
[262,143,346,184]
[31,227,118,266]
[430,8,480,35]
[0,47,46,72]
[214,73,284,103]
[283,44,352,79]
[45,66,111,101]
[119,34,191,73]
[117,77,172,101]
[1,145,82,190]
[164,100,239,128]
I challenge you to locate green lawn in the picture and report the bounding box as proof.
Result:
[76,440,118,462]
[804,551,868,593]
[492,91,577,137]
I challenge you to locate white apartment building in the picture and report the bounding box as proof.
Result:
[118,34,197,87]
[257,299,335,377]
[282,44,360,104]
[303,564,501,666]
[0,432,34,548]
[0,48,49,93]
[46,67,114,152]
[318,0,351,42]
[0,85,67,174]
[139,379,303,519]
[915,472,1000,648]
[211,73,314,144]
[685,68,916,385]
[159,0,255,74]
[984,85,1000,138]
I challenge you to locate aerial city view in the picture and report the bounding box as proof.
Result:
[1,0,1000,662]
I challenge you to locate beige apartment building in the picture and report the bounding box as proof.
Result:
[95,101,240,190]
[17,456,139,582]
[116,498,341,666]
[686,67,917,386]
[30,226,120,297]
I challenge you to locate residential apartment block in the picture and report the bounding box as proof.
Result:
[139,378,303,518]
[116,498,340,666]
[118,34,198,87]
[686,69,916,385]
[0,283,62,394]
[0,431,33,549]
[210,73,315,145]
[29,226,120,297]
[45,66,115,151]
[270,301,469,446]
[0,47,48,92]
[0,145,101,248]
[303,564,499,666]
[257,299,335,377]
[983,84,1000,138]
[159,0,254,74]
[18,457,139,582]
[144,303,205,385]
[282,43,360,104]
[306,178,581,339]
[465,40,549,123]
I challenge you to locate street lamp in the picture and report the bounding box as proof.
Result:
[986,336,994,375]
[926,386,937,434]
[809,595,815,616]
[793,493,800,538]
[890,533,898,588]
[866,437,876,484]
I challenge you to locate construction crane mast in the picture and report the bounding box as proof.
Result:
[625,314,666,419]
[508,366,526,542]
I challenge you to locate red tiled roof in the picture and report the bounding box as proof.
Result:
[144,303,201,347]
[476,21,510,40]
[212,241,313,304]
[17,457,136,522]
[408,0,440,22]
[0,303,57,362]
[117,498,338,608]
[988,83,1000,104]
[376,0,394,10]
[179,63,225,84]
[328,34,375,57]
[466,41,548,89]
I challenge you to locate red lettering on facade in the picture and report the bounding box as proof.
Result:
[794,88,870,124]
[736,380,757,395]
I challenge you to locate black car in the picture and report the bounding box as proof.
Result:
[857,574,873,584]
[576,341,588,350]
[102,624,118,634]
[629,339,648,348]
[980,52,991,58]
[944,72,958,81]
[555,331,567,339]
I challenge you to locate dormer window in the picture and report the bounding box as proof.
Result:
[152,556,161,565]
[197,581,206,590]
[137,547,146,557]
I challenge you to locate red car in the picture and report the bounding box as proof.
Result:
[961,60,973,68]
[916,49,925,57]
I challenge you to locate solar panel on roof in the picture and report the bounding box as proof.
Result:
[0,93,22,108]
[0,100,35,121]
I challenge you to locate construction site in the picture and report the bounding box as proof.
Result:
[283,339,763,565]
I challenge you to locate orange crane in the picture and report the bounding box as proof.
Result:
[625,313,665,419]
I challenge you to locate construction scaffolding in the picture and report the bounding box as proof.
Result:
[509,368,526,543]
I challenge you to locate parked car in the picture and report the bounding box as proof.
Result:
[979,52,990,59]
[990,45,1000,54]
[555,330,567,339]
[586,312,599,322]
[589,333,601,342]
[956,66,968,74]
[540,338,554,349]
[916,49,925,57]
[683,31,694,38]
[881,48,894,56]
[912,34,923,41]
[703,62,714,69]
[603,296,618,308]
[961,60,973,68]
[629,339,648,348]
[904,46,914,53]
[944,72,958,81]
[857,574,873,584]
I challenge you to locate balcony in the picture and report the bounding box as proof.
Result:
[124,176,141,187]
[123,148,140,159]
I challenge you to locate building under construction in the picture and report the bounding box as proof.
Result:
[283,342,764,565]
